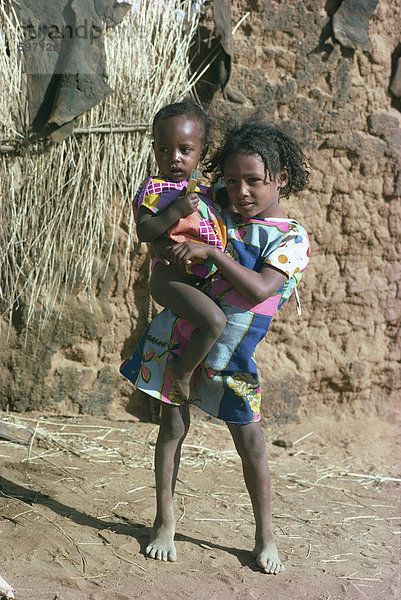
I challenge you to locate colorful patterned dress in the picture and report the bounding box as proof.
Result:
[133,175,226,278]
[120,211,311,425]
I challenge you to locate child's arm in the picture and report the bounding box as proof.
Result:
[136,192,199,242]
[170,241,287,304]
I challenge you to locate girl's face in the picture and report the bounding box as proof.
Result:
[153,116,204,182]
[223,153,288,219]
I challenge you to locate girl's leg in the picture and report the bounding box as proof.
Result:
[150,264,226,399]
[146,402,190,562]
[226,421,284,575]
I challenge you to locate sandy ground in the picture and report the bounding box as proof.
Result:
[0,405,400,600]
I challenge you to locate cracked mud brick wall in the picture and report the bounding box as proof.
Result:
[1,0,400,420]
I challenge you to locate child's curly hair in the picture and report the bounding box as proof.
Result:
[205,113,310,199]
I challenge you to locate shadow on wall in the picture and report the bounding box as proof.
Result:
[390,43,401,112]
[261,375,307,424]
[125,389,161,424]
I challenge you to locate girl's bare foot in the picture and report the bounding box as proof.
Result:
[145,521,176,562]
[167,360,191,400]
[252,533,284,575]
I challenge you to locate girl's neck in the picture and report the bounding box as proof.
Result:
[256,205,287,220]
[266,205,286,218]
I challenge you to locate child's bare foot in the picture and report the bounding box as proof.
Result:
[145,521,176,562]
[167,360,191,400]
[252,533,284,575]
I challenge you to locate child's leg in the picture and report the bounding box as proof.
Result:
[226,421,284,575]
[150,263,226,399]
[146,402,190,562]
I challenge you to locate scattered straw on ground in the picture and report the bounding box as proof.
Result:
[0,410,399,598]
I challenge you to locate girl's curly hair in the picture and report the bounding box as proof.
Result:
[205,113,310,199]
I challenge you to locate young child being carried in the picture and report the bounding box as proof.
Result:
[133,99,227,400]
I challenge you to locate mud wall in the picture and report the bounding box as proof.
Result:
[1,0,400,420]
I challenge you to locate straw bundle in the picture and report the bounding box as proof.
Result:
[0,0,200,336]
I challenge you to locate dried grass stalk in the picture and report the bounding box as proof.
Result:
[0,0,200,336]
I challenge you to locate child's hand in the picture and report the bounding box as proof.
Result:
[171,241,214,265]
[172,191,199,218]
[151,237,176,265]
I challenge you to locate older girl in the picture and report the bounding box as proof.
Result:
[121,114,311,574]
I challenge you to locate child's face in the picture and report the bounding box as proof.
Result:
[223,153,288,219]
[153,116,204,182]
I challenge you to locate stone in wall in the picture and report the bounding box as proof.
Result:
[332,0,379,51]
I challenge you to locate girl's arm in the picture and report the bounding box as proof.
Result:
[170,242,287,304]
[136,192,199,242]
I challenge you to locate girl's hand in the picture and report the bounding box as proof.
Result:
[169,240,288,305]
[172,191,199,219]
[170,241,213,265]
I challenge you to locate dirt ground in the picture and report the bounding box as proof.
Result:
[0,404,400,600]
